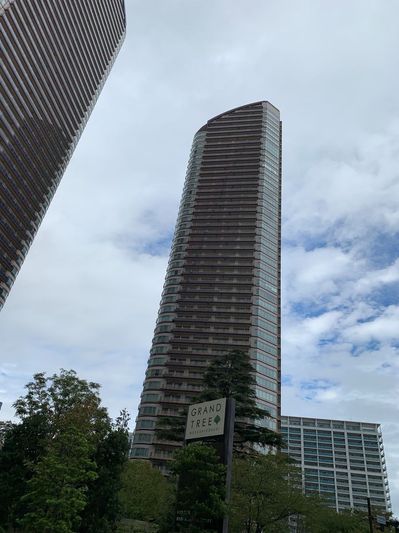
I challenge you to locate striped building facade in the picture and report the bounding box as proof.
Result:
[282,416,392,513]
[0,0,126,308]
[132,101,282,467]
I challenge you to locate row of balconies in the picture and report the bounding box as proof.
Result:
[173,323,250,333]
[174,301,252,311]
[174,312,251,321]
[168,358,208,367]
[205,132,263,142]
[168,339,248,352]
[167,331,250,343]
[182,268,255,276]
[202,134,264,147]
[177,294,253,303]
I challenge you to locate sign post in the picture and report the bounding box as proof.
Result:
[184,397,235,533]
[222,398,235,533]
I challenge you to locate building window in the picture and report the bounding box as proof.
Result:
[132,447,149,458]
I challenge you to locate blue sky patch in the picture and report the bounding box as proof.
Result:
[291,302,331,318]
[140,234,173,256]
[282,374,294,386]
[366,232,399,269]
[299,378,337,401]
[350,339,382,357]
[370,281,399,307]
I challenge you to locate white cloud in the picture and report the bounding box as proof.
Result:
[284,122,399,245]
[354,259,399,294]
[343,306,399,344]
[1,0,399,514]
[282,246,356,304]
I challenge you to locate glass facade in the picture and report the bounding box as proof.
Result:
[0,0,126,309]
[132,101,282,466]
[281,416,392,513]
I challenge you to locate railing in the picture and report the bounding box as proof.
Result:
[0,0,12,14]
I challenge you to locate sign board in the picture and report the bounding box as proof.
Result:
[377,516,387,525]
[185,398,226,440]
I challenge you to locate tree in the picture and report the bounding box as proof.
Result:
[0,370,129,532]
[79,410,131,532]
[170,442,226,533]
[157,350,281,452]
[230,453,371,533]
[119,460,173,525]
[300,504,370,533]
[0,414,49,528]
[230,453,307,532]
[0,420,13,448]
[18,426,97,533]
[13,369,110,442]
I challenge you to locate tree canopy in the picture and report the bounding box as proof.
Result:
[18,425,98,533]
[119,460,173,525]
[230,453,306,532]
[169,442,226,533]
[0,369,129,533]
[230,452,372,533]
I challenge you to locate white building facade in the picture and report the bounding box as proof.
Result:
[281,416,391,513]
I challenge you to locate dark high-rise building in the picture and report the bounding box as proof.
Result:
[132,101,282,466]
[0,0,126,309]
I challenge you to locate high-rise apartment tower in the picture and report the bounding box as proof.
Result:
[0,0,126,309]
[132,101,282,466]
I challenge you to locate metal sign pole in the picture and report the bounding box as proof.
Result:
[184,397,235,532]
[222,398,235,533]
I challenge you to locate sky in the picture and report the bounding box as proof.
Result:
[1,0,399,514]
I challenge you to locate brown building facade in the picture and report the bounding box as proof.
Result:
[132,101,282,466]
[0,0,126,309]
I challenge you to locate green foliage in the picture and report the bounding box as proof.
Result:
[18,426,97,533]
[0,420,13,447]
[300,503,370,532]
[13,369,111,443]
[156,350,281,451]
[230,453,372,533]
[155,411,185,443]
[117,519,159,532]
[0,414,49,527]
[80,410,131,532]
[170,442,226,532]
[230,453,307,532]
[0,369,129,533]
[119,460,173,524]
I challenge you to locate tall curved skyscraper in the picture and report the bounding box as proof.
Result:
[132,101,282,467]
[0,0,126,309]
